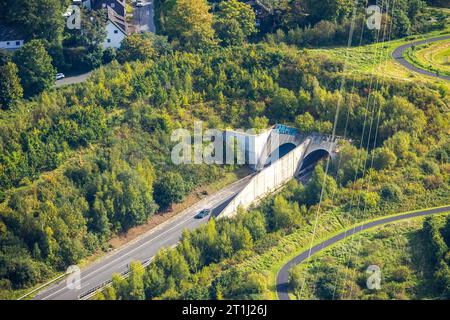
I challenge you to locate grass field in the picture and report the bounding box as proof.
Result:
[233,194,450,299]
[404,39,450,77]
[290,214,449,300]
[310,28,450,94]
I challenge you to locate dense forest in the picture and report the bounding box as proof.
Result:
[0,0,449,299]
[0,40,354,293]
[85,45,449,299]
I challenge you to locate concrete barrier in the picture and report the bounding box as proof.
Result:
[220,138,311,218]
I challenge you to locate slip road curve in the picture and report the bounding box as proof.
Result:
[276,205,450,300]
[392,35,450,81]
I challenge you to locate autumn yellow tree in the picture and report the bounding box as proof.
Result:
[165,0,216,50]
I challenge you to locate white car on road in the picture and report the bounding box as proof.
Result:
[55,73,66,80]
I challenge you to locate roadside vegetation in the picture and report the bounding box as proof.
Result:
[405,39,450,77]
[94,55,450,299]
[288,214,450,300]
[1,0,449,300]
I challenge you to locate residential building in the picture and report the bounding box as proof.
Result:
[103,6,128,49]
[0,25,24,50]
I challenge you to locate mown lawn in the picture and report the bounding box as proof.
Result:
[310,29,450,93]
[404,39,450,77]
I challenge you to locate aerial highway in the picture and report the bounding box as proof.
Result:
[392,35,450,81]
[276,205,450,300]
[33,175,252,300]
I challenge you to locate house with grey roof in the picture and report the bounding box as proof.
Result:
[80,0,128,49]
[0,26,24,50]
[103,5,128,48]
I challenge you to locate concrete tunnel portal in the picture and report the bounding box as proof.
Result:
[299,149,331,172]
[264,142,297,167]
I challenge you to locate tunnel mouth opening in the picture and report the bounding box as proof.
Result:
[299,149,330,173]
[264,142,297,167]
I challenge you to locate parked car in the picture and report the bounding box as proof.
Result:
[56,73,66,80]
[135,0,144,7]
[195,208,211,219]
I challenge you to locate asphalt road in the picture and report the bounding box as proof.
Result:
[33,175,252,300]
[133,1,156,33]
[392,35,450,81]
[276,205,450,300]
[54,0,157,89]
[55,72,92,88]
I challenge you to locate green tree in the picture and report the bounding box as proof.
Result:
[289,264,304,299]
[238,272,267,298]
[268,88,299,121]
[165,0,216,50]
[380,183,403,201]
[249,116,269,133]
[0,62,23,110]
[392,9,411,37]
[295,112,315,133]
[127,261,145,300]
[372,147,397,171]
[179,231,201,273]
[214,0,256,46]
[75,7,107,48]
[383,131,411,161]
[330,141,366,185]
[117,33,156,63]
[93,159,157,232]
[3,0,66,43]
[304,0,354,24]
[142,248,190,299]
[111,273,129,300]
[102,286,117,300]
[303,165,337,205]
[271,195,302,230]
[154,171,187,209]
[13,40,56,97]
[214,19,245,47]
[242,210,267,241]
[380,96,426,139]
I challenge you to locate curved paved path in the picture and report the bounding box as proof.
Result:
[276,205,450,300]
[392,35,450,81]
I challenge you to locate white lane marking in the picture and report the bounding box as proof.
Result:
[44,187,242,296]
[38,178,249,299]
[42,281,89,300]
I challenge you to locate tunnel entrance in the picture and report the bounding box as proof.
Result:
[299,149,330,172]
[264,143,297,167]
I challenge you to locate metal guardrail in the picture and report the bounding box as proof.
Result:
[17,272,69,300]
[78,258,153,300]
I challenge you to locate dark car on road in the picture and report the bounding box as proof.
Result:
[195,209,211,219]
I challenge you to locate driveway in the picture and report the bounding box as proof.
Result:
[132,1,156,33]
[276,205,450,300]
[55,72,92,87]
[392,35,450,81]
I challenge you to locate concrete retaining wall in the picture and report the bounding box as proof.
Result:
[224,128,272,168]
[220,138,311,218]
